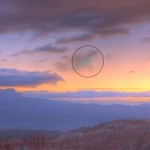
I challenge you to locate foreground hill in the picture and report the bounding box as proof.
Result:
[53,119,150,150]
[0,120,150,150]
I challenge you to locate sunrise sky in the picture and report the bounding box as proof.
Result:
[0,0,150,92]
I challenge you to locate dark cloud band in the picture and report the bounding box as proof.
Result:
[0,68,63,87]
[0,0,150,37]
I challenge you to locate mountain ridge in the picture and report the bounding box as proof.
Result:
[0,89,150,131]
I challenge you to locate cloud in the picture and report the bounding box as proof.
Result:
[141,37,150,43]
[73,50,99,70]
[0,59,7,62]
[56,33,96,44]
[24,90,150,99]
[0,0,150,38]
[55,50,102,72]
[11,50,34,57]
[35,44,67,53]
[99,27,129,36]
[105,54,112,58]
[24,90,150,105]
[129,70,135,73]
[0,68,63,87]
[32,58,48,63]
[55,56,72,71]
[11,44,67,57]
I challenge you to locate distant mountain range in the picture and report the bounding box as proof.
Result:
[0,89,150,131]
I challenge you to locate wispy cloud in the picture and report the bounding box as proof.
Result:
[55,56,72,71]
[34,44,67,53]
[56,33,96,44]
[73,51,98,70]
[129,70,135,73]
[11,44,67,57]
[141,37,150,43]
[24,90,150,105]
[0,59,7,62]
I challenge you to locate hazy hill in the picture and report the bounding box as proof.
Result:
[0,89,150,131]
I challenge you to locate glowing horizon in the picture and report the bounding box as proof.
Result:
[1,0,150,97]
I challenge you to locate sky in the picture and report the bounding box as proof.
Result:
[0,0,150,93]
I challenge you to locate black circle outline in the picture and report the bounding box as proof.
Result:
[72,45,104,78]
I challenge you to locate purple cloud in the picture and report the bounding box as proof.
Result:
[11,44,68,57]
[0,0,150,38]
[0,68,63,87]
